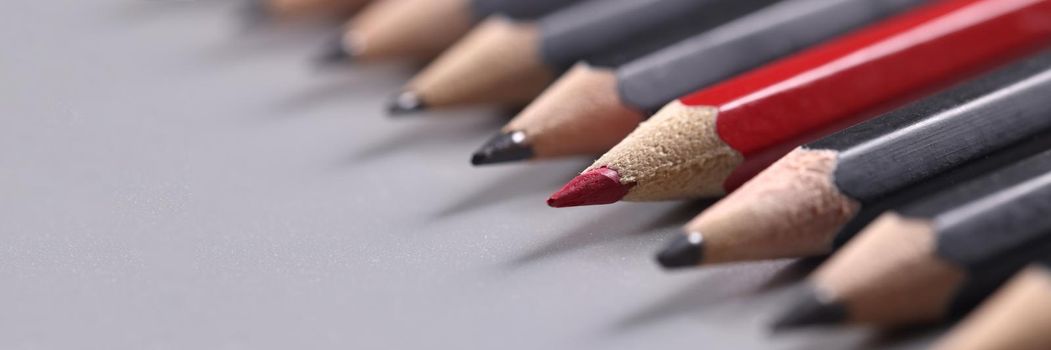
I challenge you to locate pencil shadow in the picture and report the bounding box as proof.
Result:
[273,79,365,113]
[609,262,787,333]
[508,200,715,266]
[340,114,508,163]
[193,17,340,65]
[431,162,588,219]
[609,258,817,334]
[857,324,947,350]
[754,256,825,292]
[268,70,399,115]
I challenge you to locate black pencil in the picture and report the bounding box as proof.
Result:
[933,260,1051,350]
[772,148,1051,329]
[390,0,778,113]
[657,48,1051,269]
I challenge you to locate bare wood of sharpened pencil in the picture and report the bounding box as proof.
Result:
[267,0,370,18]
[813,213,965,325]
[767,148,1051,329]
[504,63,643,158]
[404,16,554,107]
[685,148,859,264]
[344,0,474,61]
[934,265,1051,350]
[659,49,1051,270]
[584,101,743,200]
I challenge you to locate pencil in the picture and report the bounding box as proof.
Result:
[471,0,927,165]
[771,149,1051,329]
[254,0,370,21]
[933,262,1051,350]
[320,0,579,63]
[656,48,1051,268]
[390,0,768,114]
[547,0,1051,208]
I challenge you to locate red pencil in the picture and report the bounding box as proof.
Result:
[548,0,1051,207]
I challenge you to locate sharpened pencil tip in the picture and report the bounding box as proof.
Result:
[471,131,535,166]
[315,34,351,65]
[772,286,848,331]
[387,91,426,116]
[656,232,705,269]
[547,167,631,208]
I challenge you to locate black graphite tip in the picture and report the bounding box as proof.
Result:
[771,285,848,332]
[656,232,705,269]
[387,91,427,116]
[471,131,535,166]
[315,33,352,65]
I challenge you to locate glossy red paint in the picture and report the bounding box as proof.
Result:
[678,0,1051,189]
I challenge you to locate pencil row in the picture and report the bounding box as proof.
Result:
[258,0,1051,347]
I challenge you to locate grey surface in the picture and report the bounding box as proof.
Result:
[0,1,938,349]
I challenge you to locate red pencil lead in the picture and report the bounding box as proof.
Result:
[547,167,631,208]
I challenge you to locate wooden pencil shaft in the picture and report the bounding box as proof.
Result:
[617,0,927,112]
[488,0,926,165]
[659,9,1051,264]
[687,0,1051,159]
[614,0,1051,203]
[538,0,767,69]
[405,0,763,109]
[679,128,1051,267]
[816,50,1051,202]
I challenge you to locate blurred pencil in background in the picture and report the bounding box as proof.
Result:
[251,0,371,21]
[470,0,928,166]
[320,0,582,64]
[389,0,773,114]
